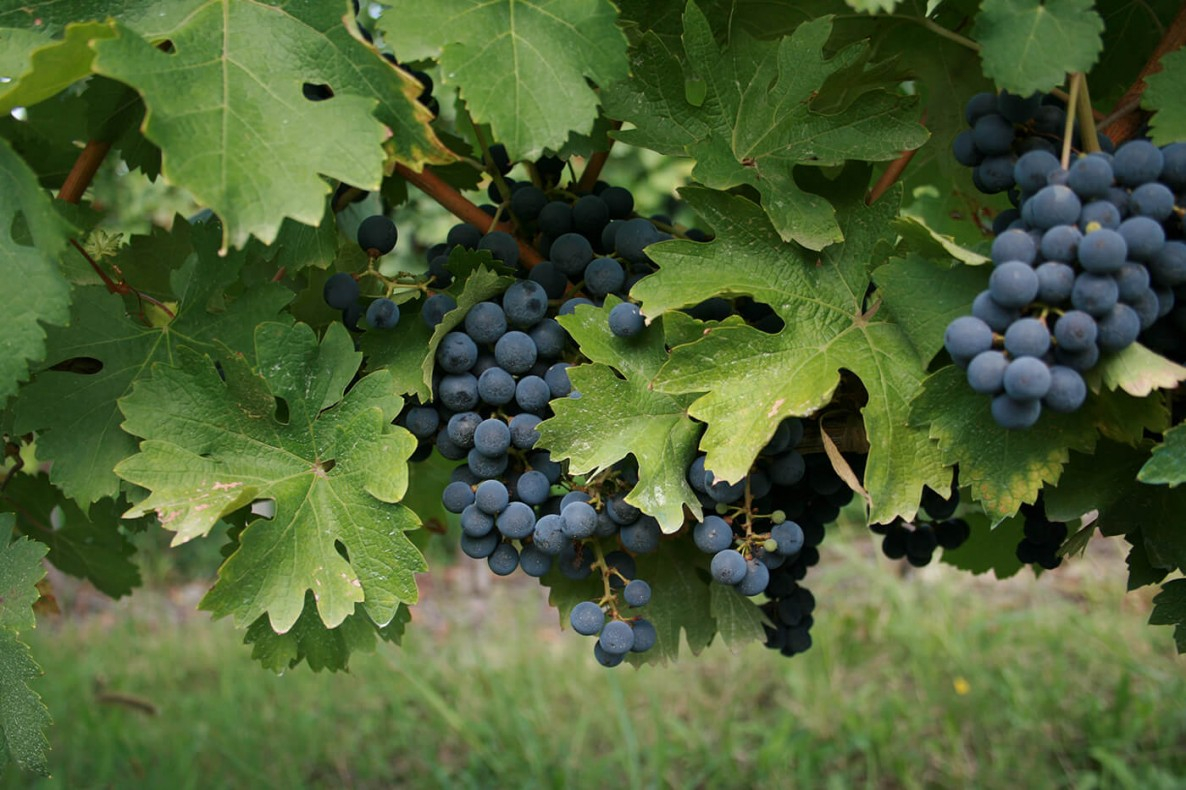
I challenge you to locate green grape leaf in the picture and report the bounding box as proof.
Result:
[379,0,628,159]
[0,137,73,406]
[603,5,928,249]
[938,509,1024,579]
[244,593,409,673]
[0,630,50,776]
[627,540,716,665]
[13,224,293,506]
[0,1,205,37]
[1125,530,1169,591]
[0,22,116,114]
[0,536,47,633]
[90,1,451,250]
[873,255,988,362]
[640,185,949,525]
[249,200,340,275]
[708,582,768,651]
[1044,439,1146,522]
[116,322,426,633]
[973,0,1105,95]
[1149,578,1186,653]
[541,299,702,532]
[910,365,1097,520]
[1141,46,1186,145]
[892,217,991,267]
[1138,423,1186,486]
[1093,342,1186,398]
[0,473,141,599]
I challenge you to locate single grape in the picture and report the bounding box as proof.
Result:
[737,559,771,596]
[1023,185,1081,230]
[952,131,982,166]
[437,373,479,411]
[976,156,1016,193]
[997,90,1041,123]
[630,619,657,653]
[600,186,635,219]
[1039,225,1081,263]
[1013,150,1061,193]
[519,545,553,578]
[1054,343,1100,372]
[529,318,567,359]
[551,233,595,276]
[460,531,499,559]
[693,516,734,554]
[623,579,652,608]
[436,331,478,373]
[989,261,1040,308]
[357,215,398,256]
[583,257,626,297]
[1150,242,1186,287]
[447,223,482,250]
[529,261,569,300]
[1071,272,1119,317]
[593,642,625,668]
[496,502,537,540]
[510,185,547,222]
[487,542,519,576]
[474,479,509,515]
[609,303,645,338]
[1112,139,1164,186]
[599,620,635,655]
[1096,302,1140,352]
[1117,216,1165,261]
[559,297,594,316]
[964,92,998,125]
[1044,365,1087,413]
[570,601,605,636]
[1035,262,1075,304]
[769,450,806,486]
[1003,357,1052,400]
[478,231,519,267]
[515,375,551,414]
[1161,142,1186,190]
[991,394,1042,429]
[1130,183,1175,221]
[1003,317,1051,358]
[477,367,516,406]
[1053,310,1098,352]
[573,194,611,237]
[494,331,538,374]
[620,517,661,553]
[509,413,542,450]
[1066,155,1114,200]
[446,411,482,449]
[560,501,598,539]
[467,448,509,480]
[971,113,1014,156]
[966,350,1008,394]
[544,363,573,398]
[972,290,1020,332]
[771,521,805,556]
[442,481,475,514]
[943,315,994,360]
[421,293,456,328]
[710,549,748,585]
[473,418,511,457]
[1114,262,1151,302]
[464,302,508,345]
[323,273,359,310]
[501,280,549,329]
[1079,200,1122,231]
[532,514,567,555]
[615,218,662,264]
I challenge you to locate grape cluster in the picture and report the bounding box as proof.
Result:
[947,99,1186,428]
[953,90,1113,214]
[322,215,403,331]
[1015,501,1068,570]
[872,484,970,567]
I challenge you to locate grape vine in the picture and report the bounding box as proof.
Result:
[1,0,1185,775]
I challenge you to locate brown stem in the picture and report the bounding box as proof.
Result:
[395,163,542,268]
[57,140,112,205]
[867,148,918,205]
[1102,2,1186,144]
[69,239,121,294]
[576,120,623,194]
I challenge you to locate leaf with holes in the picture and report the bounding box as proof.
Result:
[637,184,949,525]
[379,0,628,159]
[89,0,451,250]
[603,3,927,249]
[115,322,426,634]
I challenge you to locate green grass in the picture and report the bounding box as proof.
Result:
[8,532,1186,789]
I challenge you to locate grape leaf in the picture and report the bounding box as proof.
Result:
[846,0,902,12]
[244,593,409,673]
[1139,424,1186,486]
[1044,439,1145,522]
[0,473,141,599]
[1142,47,1186,147]
[0,630,49,776]
[603,4,928,250]
[1149,578,1186,653]
[379,0,628,159]
[938,509,1024,579]
[0,536,47,633]
[0,527,50,776]
[90,1,451,250]
[639,185,949,525]
[972,0,1105,95]
[541,298,702,532]
[0,22,116,114]
[873,255,988,362]
[0,137,72,406]
[892,217,991,267]
[1124,530,1169,591]
[909,365,1097,520]
[1092,343,1186,398]
[1092,0,1183,110]
[627,540,717,665]
[708,582,768,651]
[116,322,426,634]
[0,0,205,38]
[13,224,293,506]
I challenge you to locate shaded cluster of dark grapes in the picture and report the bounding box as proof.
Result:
[947,91,1185,428]
[871,484,969,567]
[953,90,1113,210]
[322,215,402,331]
[1015,500,1068,571]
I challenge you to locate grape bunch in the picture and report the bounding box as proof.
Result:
[1015,500,1069,571]
[322,215,403,331]
[947,105,1186,428]
[872,483,970,567]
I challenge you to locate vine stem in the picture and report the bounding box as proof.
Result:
[1060,73,1083,171]
[57,140,111,204]
[575,120,623,194]
[868,111,926,204]
[921,18,980,52]
[1102,2,1186,143]
[394,163,542,268]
